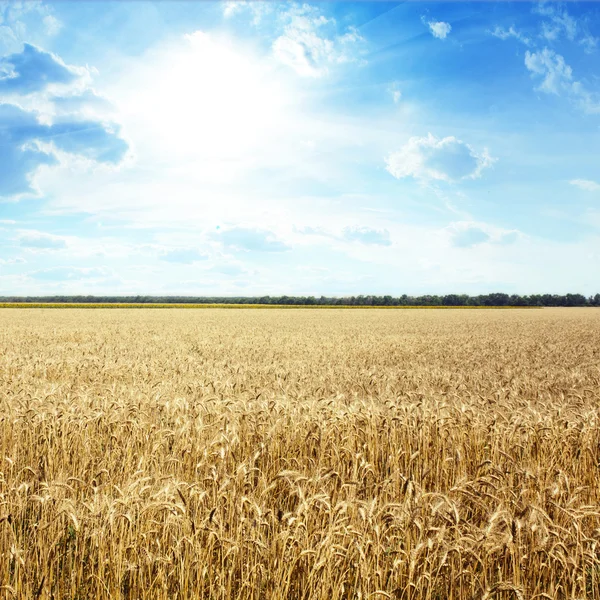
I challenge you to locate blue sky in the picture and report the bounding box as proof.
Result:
[0,0,599,296]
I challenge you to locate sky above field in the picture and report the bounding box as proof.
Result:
[0,0,599,296]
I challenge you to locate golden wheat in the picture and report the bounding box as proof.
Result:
[0,308,599,599]
[0,303,533,309]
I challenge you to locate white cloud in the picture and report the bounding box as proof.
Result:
[0,257,25,265]
[272,5,365,77]
[0,24,18,53]
[342,226,391,246]
[446,221,521,248]
[213,227,290,252]
[18,231,68,249]
[505,5,600,114]
[389,81,402,104]
[43,14,62,36]
[426,20,451,40]
[534,4,577,42]
[570,81,600,115]
[295,223,394,252]
[223,1,273,24]
[0,2,61,53]
[525,48,572,95]
[532,4,597,55]
[580,34,598,54]
[223,1,245,19]
[570,179,600,192]
[0,44,127,201]
[223,3,367,78]
[385,133,495,183]
[524,48,600,113]
[489,25,530,45]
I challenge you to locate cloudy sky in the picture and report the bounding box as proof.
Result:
[0,1,599,296]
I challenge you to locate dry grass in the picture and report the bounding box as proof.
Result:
[0,307,599,600]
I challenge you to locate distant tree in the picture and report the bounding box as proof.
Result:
[564,293,588,307]
[442,294,465,306]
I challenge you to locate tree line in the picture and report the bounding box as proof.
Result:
[1,293,599,306]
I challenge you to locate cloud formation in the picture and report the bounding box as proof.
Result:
[51,89,115,119]
[524,48,600,113]
[389,81,402,104]
[451,226,490,248]
[223,1,273,24]
[0,102,127,197]
[535,4,577,43]
[0,44,128,199]
[570,179,600,192]
[272,5,365,77]
[490,5,600,114]
[0,2,61,54]
[0,43,79,94]
[18,231,67,249]
[0,103,57,195]
[579,35,598,55]
[214,227,290,252]
[342,226,392,246]
[223,2,365,77]
[489,26,530,45]
[525,48,572,95]
[447,222,519,248]
[386,133,494,183]
[427,21,451,40]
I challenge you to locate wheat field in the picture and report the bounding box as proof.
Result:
[1,308,599,600]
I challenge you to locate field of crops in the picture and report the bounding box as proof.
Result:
[1,308,599,599]
[0,303,531,309]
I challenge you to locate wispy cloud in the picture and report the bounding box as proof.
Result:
[223,1,273,24]
[525,48,600,113]
[388,81,402,104]
[489,25,530,46]
[579,34,598,55]
[447,222,520,249]
[18,231,67,249]
[43,15,62,36]
[272,5,366,77]
[570,179,600,192]
[534,3,577,43]
[0,2,60,54]
[525,48,572,95]
[213,227,290,252]
[0,257,26,265]
[342,226,392,246]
